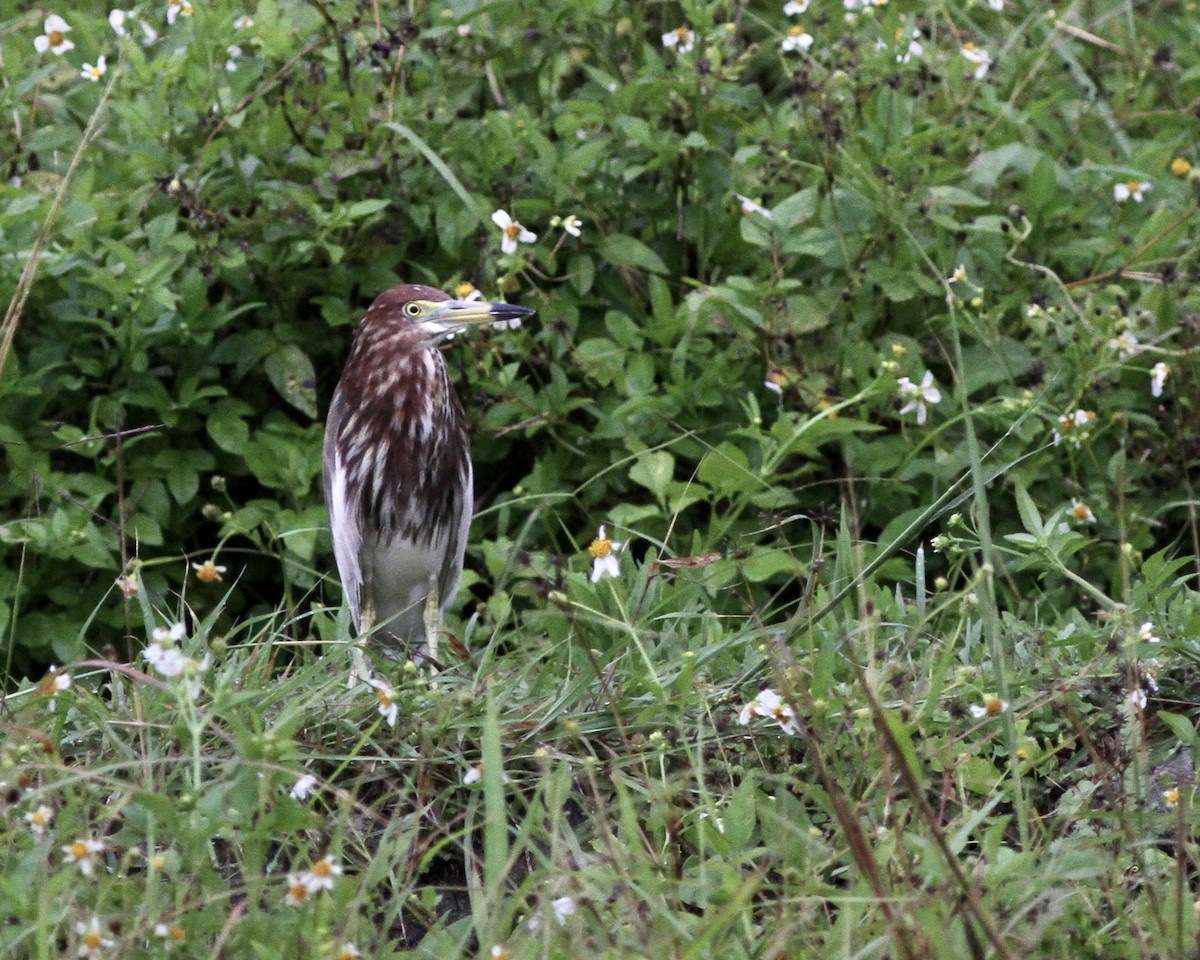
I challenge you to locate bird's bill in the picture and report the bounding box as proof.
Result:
[425,299,535,335]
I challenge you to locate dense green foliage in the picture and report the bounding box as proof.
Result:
[3,0,1200,956]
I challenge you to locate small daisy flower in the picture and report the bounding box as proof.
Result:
[334,946,362,960]
[662,27,695,54]
[1171,158,1192,177]
[225,45,242,71]
[24,804,54,836]
[454,281,482,301]
[736,194,772,218]
[368,678,398,727]
[234,14,254,29]
[63,837,105,877]
[76,917,114,958]
[80,56,108,82]
[561,214,583,237]
[115,574,139,599]
[1163,788,1181,808]
[947,264,968,284]
[738,688,801,735]
[1053,408,1096,446]
[961,42,992,80]
[1113,181,1151,203]
[784,0,811,12]
[145,645,188,677]
[284,873,312,906]
[1069,499,1096,524]
[109,10,131,35]
[491,209,537,255]
[1151,361,1169,398]
[37,666,72,703]
[968,694,1008,719]
[153,923,187,946]
[895,29,923,63]
[1138,622,1161,644]
[192,559,226,583]
[34,15,75,55]
[897,370,941,425]
[1108,331,1140,359]
[587,525,623,582]
[302,855,343,893]
[781,24,814,52]
[987,0,1004,9]
[491,947,513,960]
[152,622,187,646]
[552,896,578,925]
[290,773,318,800]
[167,0,193,26]
[463,764,483,785]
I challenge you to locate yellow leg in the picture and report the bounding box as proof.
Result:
[347,597,375,688]
[423,578,441,669]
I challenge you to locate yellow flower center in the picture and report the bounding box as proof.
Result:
[168,926,186,942]
[1070,503,1091,521]
[38,673,58,696]
[895,29,904,41]
[1171,157,1192,176]
[983,696,1005,716]
[377,689,394,707]
[588,537,613,558]
[1126,181,1141,192]
[1164,788,1180,806]
[195,561,222,583]
[963,41,976,52]
[454,282,476,299]
[32,811,47,826]
[504,223,522,240]
[313,859,334,878]
[788,25,806,36]
[48,30,65,46]
[84,931,103,949]
[71,840,90,858]
[675,27,690,42]
[288,882,309,902]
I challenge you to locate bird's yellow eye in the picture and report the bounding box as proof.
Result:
[405,302,422,316]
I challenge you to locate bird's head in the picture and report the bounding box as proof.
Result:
[365,283,534,344]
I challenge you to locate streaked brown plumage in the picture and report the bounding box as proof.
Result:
[323,283,534,656]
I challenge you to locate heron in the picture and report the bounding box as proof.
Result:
[323,283,534,671]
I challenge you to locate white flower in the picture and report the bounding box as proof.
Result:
[152,622,187,646]
[552,896,577,925]
[81,56,107,82]
[1127,688,1147,711]
[968,695,1008,719]
[284,872,312,906]
[23,804,54,836]
[1151,361,1169,398]
[225,45,242,71]
[37,666,72,702]
[738,688,800,735]
[947,264,968,283]
[115,574,139,599]
[961,43,992,79]
[897,30,923,63]
[109,9,131,35]
[369,678,398,727]
[662,27,695,54]
[1069,499,1096,524]
[167,0,193,26]
[1114,181,1151,203]
[781,25,814,52]
[63,837,105,876]
[764,379,784,396]
[290,774,318,800]
[463,764,483,785]
[784,0,811,12]
[561,214,583,237]
[300,855,342,893]
[1138,622,1161,644]
[76,917,114,958]
[736,194,772,218]
[144,644,185,677]
[988,0,1004,9]
[587,525,623,582]
[34,14,74,55]
[234,14,254,29]
[491,209,537,255]
[897,370,942,425]
[1108,331,1140,359]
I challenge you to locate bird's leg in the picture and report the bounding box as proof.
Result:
[423,576,441,669]
[347,596,375,689]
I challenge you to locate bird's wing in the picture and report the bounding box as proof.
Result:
[323,389,363,629]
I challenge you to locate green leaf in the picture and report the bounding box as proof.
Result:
[598,234,668,275]
[629,451,675,500]
[1013,482,1043,539]
[265,344,318,419]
